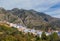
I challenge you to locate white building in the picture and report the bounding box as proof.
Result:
[9,23,17,28]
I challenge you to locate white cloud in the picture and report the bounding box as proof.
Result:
[0,0,59,9]
[45,9,60,18]
[0,0,60,18]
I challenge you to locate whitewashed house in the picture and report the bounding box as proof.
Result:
[9,23,17,28]
[45,32,51,36]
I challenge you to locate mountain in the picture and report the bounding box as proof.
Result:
[0,8,60,30]
[0,8,24,25]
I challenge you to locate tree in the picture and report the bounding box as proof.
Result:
[41,32,47,40]
[35,36,41,41]
[50,32,59,41]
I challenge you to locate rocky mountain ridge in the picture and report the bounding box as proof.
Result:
[0,8,60,30]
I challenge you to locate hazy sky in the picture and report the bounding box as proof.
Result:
[0,0,60,18]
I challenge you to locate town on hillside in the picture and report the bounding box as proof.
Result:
[0,21,60,37]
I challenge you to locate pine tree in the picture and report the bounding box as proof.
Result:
[50,32,59,41]
[41,32,47,40]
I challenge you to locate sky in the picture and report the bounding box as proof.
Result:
[0,0,60,18]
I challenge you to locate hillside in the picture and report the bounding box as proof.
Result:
[0,24,59,41]
[0,8,24,25]
[0,8,60,30]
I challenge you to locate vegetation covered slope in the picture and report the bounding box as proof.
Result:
[0,24,59,41]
